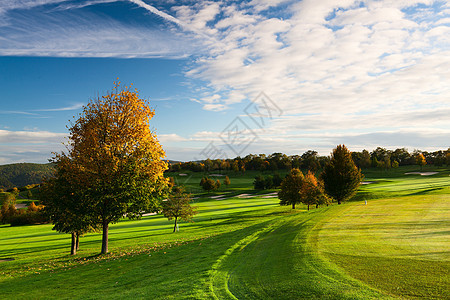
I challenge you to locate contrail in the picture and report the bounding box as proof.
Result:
[129,0,184,27]
[128,0,214,40]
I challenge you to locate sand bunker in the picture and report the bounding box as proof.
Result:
[404,172,438,176]
[237,193,254,198]
[178,173,188,176]
[361,181,375,185]
[0,258,15,262]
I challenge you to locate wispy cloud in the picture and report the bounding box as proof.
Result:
[0,0,203,58]
[34,103,85,112]
[52,0,119,11]
[0,111,38,115]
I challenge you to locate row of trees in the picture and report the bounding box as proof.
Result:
[169,148,450,173]
[279,145,363,209]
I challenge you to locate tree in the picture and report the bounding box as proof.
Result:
[253,175,266,190]
[278,168,304,209]
[321,145,363,205]
[162,187,197,232]
[46,81,168,254]
[167,177,175,188]
[301,171,330,210]
[41,158,96,255]
[415,153,427,170]
[215,179,221,190]
[26,190,32,199]
[200,177,219,192]
[223,176,231,186]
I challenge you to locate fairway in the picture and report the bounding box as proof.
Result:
[1,167,449,299]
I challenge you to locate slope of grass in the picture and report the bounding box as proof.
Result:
[1,166,449,299]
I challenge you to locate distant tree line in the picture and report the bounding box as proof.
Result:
[168,148,450,173]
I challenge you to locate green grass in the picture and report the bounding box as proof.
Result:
[0,166,449,299]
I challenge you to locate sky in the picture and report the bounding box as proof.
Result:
[0,0,449,164]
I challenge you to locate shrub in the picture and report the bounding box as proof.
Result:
[253,175,266,190]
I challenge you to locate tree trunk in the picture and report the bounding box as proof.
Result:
[292,203,295,209]
[307,204,310,210]
[71,232,76,255]
[337,199,342,205]
[76,232,80,251]
[316,204,319,208]
[101,220,109,254]
[173,217,178,233]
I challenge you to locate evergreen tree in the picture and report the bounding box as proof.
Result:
[321,145,363,205]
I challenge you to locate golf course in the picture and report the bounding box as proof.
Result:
[0,166,449,299]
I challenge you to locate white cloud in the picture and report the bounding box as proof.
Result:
[184,0,450,125]
[0,129,66,163]
[158,133,187,143]
[0,129,66,144]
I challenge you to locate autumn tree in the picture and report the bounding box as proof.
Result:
[162,187,197,232]
[301,171,330,210]
[223,176,231,186]
[415,153,427,170]
[46,81,168,254]
[321,145,363,205]
[278,168,304,209]
[200,177,219,192]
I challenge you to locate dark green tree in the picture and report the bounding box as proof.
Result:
[253,175,266,190]
[278,168,304,209]
[41,159,96,255]
[321,145,363,205]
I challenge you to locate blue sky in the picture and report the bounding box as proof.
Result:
[0,0,449,164]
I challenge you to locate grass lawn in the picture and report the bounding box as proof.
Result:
[0,166,449,299]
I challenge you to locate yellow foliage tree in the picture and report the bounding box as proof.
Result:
[49,80,168,254]
[415,153,427,171]
[301,171,330,210]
